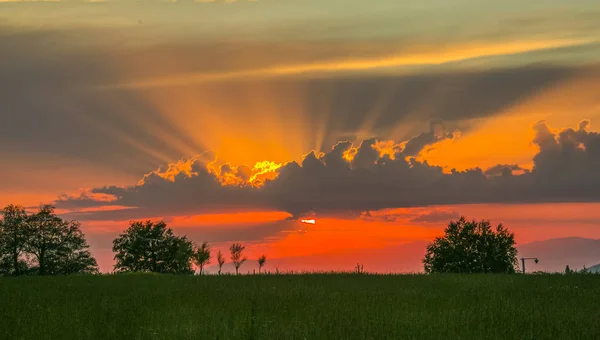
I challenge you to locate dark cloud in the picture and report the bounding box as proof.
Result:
[410,210,460,223]
[484,164,528,177]
[56,120,600,220]
[352,139,379,169]
[402,120,456,156]
[59,163,270,221]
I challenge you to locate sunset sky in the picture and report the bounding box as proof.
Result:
[2,0,600,273]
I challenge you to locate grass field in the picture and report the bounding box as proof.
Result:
[1,274,599,340]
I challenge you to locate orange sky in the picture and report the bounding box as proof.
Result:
[75,203,600,273]
[2,0,600,274]
[4,73,600,273]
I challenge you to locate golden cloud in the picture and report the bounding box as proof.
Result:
[108,38,594,89]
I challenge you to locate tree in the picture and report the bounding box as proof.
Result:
[229,243,247,275]
[0,205,29,276]
[423,217,518,274]
[26,205,98,275]
[217,249,226,275]
[193,241,211,275]
[565,265,572,274]
[112,220,194,274]
[258,254,266,274]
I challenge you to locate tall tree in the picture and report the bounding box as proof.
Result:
[217,249,226,275]
[229,243,247,275]
[192,241,211,275]
[112,220,194,274]
[423,217,518,274]
[0,205,29,276]
[26,205,98,275]
[258,254,266,274]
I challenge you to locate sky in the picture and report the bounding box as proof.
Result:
[2,0,600,273]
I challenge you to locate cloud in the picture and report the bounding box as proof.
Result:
[58,160,270,221]
[409,210,460,223]
[484,164,528,177]
[107,38,594,89]
[55,120,600,220]
[402,120,457,156]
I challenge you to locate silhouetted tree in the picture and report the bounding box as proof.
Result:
[258,254,266,273]
[0,204,97,276]
[565,265,572,274]
[217,249,225,275]
[112,220,194,274]
[0,205,29,276]
[26,205,98,275]
[423,217,518,273]
[229,243,247,275]
[193,241,211,275]
[354,263,364,274]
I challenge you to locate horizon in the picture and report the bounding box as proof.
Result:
[2,0,600,274]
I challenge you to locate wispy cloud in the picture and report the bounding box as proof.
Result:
[105,38,595,89]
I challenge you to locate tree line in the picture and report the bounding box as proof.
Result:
[5,203,581,276]
[0,205,266,276]
[111,220,266,275]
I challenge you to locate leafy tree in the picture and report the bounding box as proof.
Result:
[229,243,247,275]
[423,217,518,274]
[26,205,98,275]
[112,220,194,274]
[193,241,211,275]
[258,254,266,274]
[217,249,226,275]
[0,205,29,276]
[565,265,572,274]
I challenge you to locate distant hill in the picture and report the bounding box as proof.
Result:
[517,237,600,273]
[587,263,600,273]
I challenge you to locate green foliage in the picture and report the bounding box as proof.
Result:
[112,220,194,274]
[229,243,247,275]
[423,216,518,273]
[192,241,211,275]
[0,204,97,276]
[1,274,599,339]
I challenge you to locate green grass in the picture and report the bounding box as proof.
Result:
[1,274,599,340]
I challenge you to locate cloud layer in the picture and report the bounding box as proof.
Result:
[56,119,600,220]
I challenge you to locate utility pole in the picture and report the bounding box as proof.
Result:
[521,257,539,274]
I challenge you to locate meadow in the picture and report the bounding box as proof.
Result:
[1,274,599,340]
